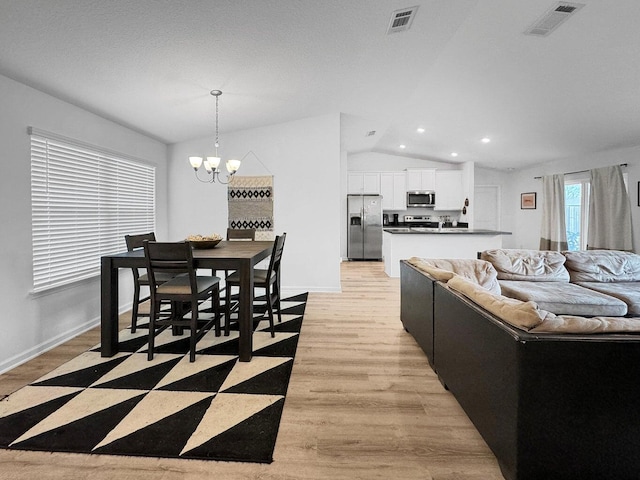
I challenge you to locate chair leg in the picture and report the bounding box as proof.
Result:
[172,301,185,336]
[147,300,157,361]
[224,283,232,336]
[266,288,275,338]
[213,286,221,337]
[189,300,198,362]
[273,279,282,323]
[131,284,141,333]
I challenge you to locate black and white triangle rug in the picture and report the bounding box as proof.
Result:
[0,293,307,463]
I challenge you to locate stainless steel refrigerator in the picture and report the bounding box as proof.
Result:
[347,194,383,260]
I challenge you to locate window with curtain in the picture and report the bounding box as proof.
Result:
[564,179,590,251]
[563,172,627,251]
[30,128,156,293]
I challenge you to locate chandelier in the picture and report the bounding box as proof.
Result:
[189,90,241,184]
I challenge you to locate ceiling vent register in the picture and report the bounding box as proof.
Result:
[387,6,419,34]
[524,2,585,37]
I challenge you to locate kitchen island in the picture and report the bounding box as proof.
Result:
[382,227,511,277]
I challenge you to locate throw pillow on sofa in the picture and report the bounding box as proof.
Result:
[407,257,501,295]
[563,249,640,282]
[481,248,570,282]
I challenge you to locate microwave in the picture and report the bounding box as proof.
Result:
[407,190,435,208]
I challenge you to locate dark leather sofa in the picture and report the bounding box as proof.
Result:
[400,259,640,480]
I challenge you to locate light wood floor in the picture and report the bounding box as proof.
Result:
[0,261,503,480]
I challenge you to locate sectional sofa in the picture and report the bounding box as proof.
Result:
[400,249,640,480]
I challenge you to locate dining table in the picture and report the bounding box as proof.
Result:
[100,240,274,362]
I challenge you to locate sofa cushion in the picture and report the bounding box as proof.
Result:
[531,315,640,334]
[563,250,640,282]
[575,282,640,315]
[407,257,501,294]
[480,249,570,282]
[449,276,640,334]
[499,280,628,316]
[447,275,548,329]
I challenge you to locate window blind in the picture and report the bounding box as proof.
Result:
[30,128,156,292]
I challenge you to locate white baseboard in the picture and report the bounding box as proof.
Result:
[0,317,99,376]
[0,302,133,377]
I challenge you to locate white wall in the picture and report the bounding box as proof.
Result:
[0,74,168,374]
[167,113,342,294]
[348,151,458,172]
[477,146,640,251]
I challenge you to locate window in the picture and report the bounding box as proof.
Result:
[564,173,627,251]
[30,128,155,292]
[564,180,589,251]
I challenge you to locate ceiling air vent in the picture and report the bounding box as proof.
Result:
[524,2,585,37]
[387,6,419,34]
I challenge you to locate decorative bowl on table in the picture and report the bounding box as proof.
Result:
[186,234,222,249]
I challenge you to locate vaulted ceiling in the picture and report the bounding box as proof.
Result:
[0,0,638,170]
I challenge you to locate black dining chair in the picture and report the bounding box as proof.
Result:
[224,233,286,337]
[219,228,257,316]
[124,232,177,333]
[226,228,256,241]
[221,228,256,273]
[143,240,222,362]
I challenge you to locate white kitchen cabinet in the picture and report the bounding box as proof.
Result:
[392,172,407,209]
[363,172,380,194]
[347,172,380,194]
[380,172,406,210]
[347,173,363,194]
[405,169,436,191]
[434,170,463,210]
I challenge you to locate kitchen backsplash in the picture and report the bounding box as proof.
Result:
[383,207,465,223]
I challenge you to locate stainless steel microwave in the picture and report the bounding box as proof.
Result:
[407,191,435,208]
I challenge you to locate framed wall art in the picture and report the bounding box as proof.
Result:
[521,192,536,210]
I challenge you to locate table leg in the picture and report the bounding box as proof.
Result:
[237,259,254,362]
[101,256,119,357]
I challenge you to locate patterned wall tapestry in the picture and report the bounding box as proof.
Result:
[228,175,274,240]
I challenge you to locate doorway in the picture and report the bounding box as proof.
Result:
[474,185,501,230]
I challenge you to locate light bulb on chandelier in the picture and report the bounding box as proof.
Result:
[189,90,241,184]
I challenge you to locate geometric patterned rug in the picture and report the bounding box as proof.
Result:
[0,293,307,463]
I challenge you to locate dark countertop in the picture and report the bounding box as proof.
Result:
[384,227,511,235]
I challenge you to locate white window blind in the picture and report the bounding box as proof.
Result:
[30,128,156,292]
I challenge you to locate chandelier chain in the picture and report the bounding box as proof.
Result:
[214,93,219,149]
[189,89,240,184]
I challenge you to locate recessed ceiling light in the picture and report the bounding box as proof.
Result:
[481,137,491,144]
[416,127,425,133]
[399,144,406,149]
[451,152,458,157]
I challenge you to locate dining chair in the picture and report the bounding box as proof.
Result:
[220,228,257,309]
[226,228,256,241]
[224,233,286,337]
[124,232,177,333]
[143,240,222,362]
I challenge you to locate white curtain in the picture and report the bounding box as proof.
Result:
[539,174,568,251]
[587,165,633,251]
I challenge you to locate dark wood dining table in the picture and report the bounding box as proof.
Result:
[101,240,274,362]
